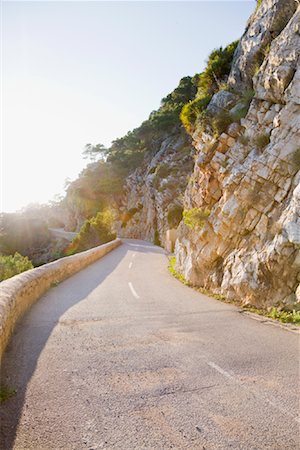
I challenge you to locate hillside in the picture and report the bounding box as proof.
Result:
[42,0,300,310]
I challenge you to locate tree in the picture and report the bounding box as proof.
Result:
[82,143,108,162]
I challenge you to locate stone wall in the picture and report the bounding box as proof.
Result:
[0,239,121,361]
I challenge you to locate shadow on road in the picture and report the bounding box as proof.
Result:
[0,240,162,449]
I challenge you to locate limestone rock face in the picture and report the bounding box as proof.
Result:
[207,91,238,115]
[175,5,300,309]
[228,0,297,91]
[116,131,194,247]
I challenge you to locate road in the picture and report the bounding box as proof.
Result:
[0,240,299,449]
[49,228,77,242]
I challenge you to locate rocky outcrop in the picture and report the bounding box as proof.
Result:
[116,131,194,246]
[175,4,300,309]
[228,0,297,91]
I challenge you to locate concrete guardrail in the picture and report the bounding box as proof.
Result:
[0,238,122,362]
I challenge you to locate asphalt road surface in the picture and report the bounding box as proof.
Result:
[0,240,299,449]
[49,228,77,242]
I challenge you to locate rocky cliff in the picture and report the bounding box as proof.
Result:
[116,130,194,247]
[175,1,300,309]
[120,0,300,310]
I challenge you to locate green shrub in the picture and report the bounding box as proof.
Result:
[231,90,254,122]
[156,164,171,179]
[268,307,300,324]
[0,252,33,282]
[168,256,188,284]
[240,88,255,108]
[183,208,210,230]
[167,204,183,228]
[180,95,212,132]
[238,134,250,146]
[292,148,300,170]
[198,40,239,96]
[120,204,143,228]
[66,210,116,255]
[253,132,270,150]
[211,110,233,137]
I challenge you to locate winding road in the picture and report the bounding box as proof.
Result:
[0,240,299,449]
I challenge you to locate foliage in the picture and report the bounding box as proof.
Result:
[253,132,270,150]
[292,148,300,170]
[66,210,116,255]
[168,256,188,284]
[167,204,183,228]
[245,306,300,325]
[211,110,233,137]
[120,204,143,228]
[0,213,52,258]
[0,385,16,403]
[82,143,108,162]
[256,0,263,10]
[180,40,238,133]
[0,252,33,282]
[238,134,250,146]
[155,163,171,179]
[268,308,300,324]
[180,95,212,132]
[232,89,255,121]
[197,41,239,96]
[183,208,210,230]
[65,76,197,220]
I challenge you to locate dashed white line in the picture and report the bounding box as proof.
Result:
[128,282,140,299]
[132,253,136,258]
[207,361,235,380]
[129,262,133,269]
[207,361,299,423]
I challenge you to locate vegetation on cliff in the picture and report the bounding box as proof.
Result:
[180,40,239,133]
[65,76,198,224]
[66,210,116,255]
[0,253,33,282]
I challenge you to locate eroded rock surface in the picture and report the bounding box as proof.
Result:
[175,5,300,309]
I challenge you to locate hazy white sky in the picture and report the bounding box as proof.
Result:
[1,1,255,212]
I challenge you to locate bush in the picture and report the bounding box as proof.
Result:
[0,252,33,281]
[211,110,233,137]
[253,132,270,150]
[156,164,171,179]
[198,41,239,96]
[120,204,143,227]
[292,148,300,170]
[183,208,210,230]
[238,134,250,146]
[180,95,212,132]
[168,256,188,284]
[66,210,116,255]
[167,204,183,228]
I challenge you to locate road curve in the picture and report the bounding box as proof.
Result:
[49,228,77,242]
[0,239,299,449]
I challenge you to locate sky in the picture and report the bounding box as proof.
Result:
[1,0,255,213]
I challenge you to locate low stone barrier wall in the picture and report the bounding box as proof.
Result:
[0,239,121,361]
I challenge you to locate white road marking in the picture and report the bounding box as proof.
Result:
[132,253,136,258]
[128,282,140,299]
[129,262,133,269]
[208,361,235,380]
[207,361,299,423]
